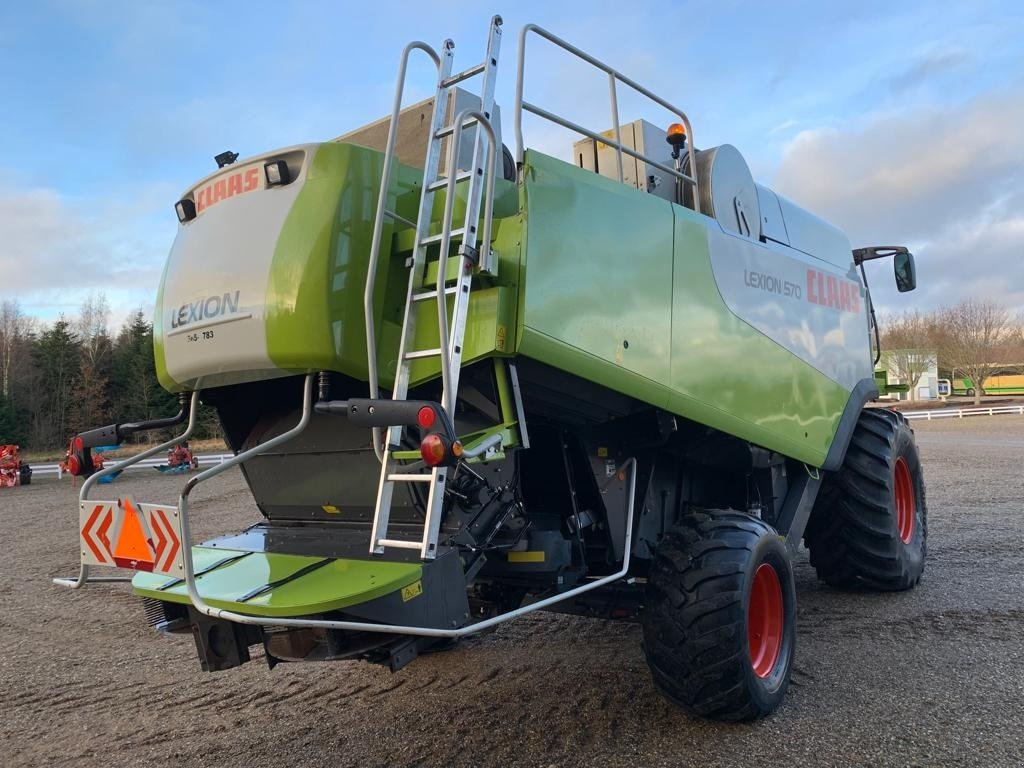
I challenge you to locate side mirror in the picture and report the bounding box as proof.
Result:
[894,251,916,292]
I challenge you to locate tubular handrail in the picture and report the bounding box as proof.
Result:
[514,23,700,212]
[434,108,499,415]
[177,457,636,639]
[53,390,201,589]
[177,373,315,590]
[364,40,448,462]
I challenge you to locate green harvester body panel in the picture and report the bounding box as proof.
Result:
[517,151,853,467]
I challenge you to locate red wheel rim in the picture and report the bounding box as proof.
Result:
[894,456,915,544]
[748,563,784,678]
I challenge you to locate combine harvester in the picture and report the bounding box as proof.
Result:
[57,18,927,720]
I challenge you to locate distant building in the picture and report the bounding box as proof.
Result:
[877,349,939,401]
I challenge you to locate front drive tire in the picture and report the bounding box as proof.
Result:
[642,511,796,722]
[805,408,927,590]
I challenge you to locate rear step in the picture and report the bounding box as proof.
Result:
[133,528,471,622]
[132,546,424,617]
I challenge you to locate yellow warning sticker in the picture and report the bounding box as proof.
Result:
[507,550,545,563]
[401,581,423,602]
[322,505,340,514]
[597,447,608,458]
[496,324,507,351]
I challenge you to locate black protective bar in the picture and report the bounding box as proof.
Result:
[777,471,823,554]
[78,393,191,448]
[316,397,458,443]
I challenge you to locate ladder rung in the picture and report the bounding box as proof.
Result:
[420,228,466,246]
[413,286,458,302]
[442,62,486,88]
[404,348,443,360]
[435,117,479,139]
[387,473,434,482]
[376,539,424,550]
[426,171,472,193]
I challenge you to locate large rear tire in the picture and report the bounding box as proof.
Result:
[642,510,796,721]
[805,408,927,590]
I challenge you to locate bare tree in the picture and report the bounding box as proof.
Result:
[934,299,1018,405]
[71,292,112,432]
[880,311,937,402]
[76,291,111,366]
[1006,313,1024,375]
[0,300,33,400]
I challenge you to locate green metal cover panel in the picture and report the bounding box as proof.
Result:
[667,205,850,465]
[519,150,850,466]
[369,180,523,390]
[132,546,422,618]
[519,152,675,394]
[156,142,524,392]
[264,143,422,379]
[153,143,422,391]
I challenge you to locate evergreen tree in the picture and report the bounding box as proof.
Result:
[30,317,81,448]
[0,396,29,445]
[111,309,176,440]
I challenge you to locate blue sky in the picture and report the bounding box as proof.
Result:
[1,0,1021,330]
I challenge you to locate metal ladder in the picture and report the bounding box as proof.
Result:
[369,16,503,560]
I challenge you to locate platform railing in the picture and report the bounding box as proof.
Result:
[171,384,637,638]
[53,391,201,589]
[52,382,636,636]
[513,23,700,212]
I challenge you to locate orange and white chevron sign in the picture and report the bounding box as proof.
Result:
[79,497,184,577]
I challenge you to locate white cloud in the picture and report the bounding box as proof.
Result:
[772,84,1024,313]
[0,173,175,329]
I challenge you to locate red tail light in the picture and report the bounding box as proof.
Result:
[419,434,464,467]
[420,434,447,466]
[417,406,437,429]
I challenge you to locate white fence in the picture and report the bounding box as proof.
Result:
[902,405,1024,421]
[28,453,235,480]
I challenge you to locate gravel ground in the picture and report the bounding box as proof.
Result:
[3,416,1023,767]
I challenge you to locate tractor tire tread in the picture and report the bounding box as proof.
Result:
[805,409,927,591]
[642,510,792,722]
